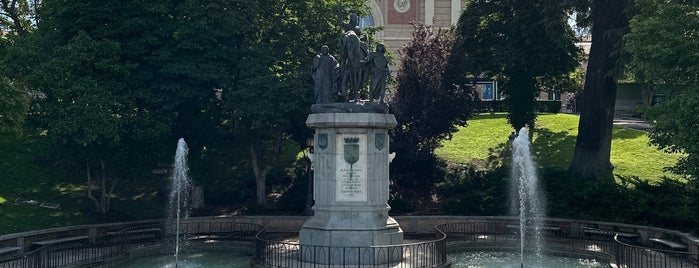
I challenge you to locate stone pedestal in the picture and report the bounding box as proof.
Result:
[299,103,403,264]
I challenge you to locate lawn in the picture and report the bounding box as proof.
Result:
[436,113,681,181]
[0,131,170,235]
[0,131,91,234]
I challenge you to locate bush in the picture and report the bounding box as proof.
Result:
[437,163,508,215]
[544,170,699,233]
[477,100,561,113]
[536,100,562,113]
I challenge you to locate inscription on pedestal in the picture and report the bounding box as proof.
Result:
[335,134,367,202]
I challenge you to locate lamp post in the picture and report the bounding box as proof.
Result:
[304,137,314,216]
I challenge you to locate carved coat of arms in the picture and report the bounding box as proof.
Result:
[375,133,385,151]
[343,137,359,181]
[317,133,328,150]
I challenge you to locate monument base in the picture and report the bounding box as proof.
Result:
[299,206,403,246]
[299,206,403,264]
[300,108,403,264]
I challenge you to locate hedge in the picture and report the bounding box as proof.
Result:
[477,100,561,113]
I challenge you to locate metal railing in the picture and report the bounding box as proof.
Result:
[254,229,449,268]
[0,220,263,268]
[437,221,615,256]
[2,217,698,268]
[615,235,699,268]
[437,221,699,268]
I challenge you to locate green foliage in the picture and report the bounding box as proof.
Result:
[625,0,698,86]
[438,163,508,215]
[390,23,477,156]
[625,0,699,179]
[645,94,699,179]
[0,77,27,134]
[3,0,367,210]
[389,23,477,202]
[0,0,37,35]
[0,131,90,234]
[456,0,580,130]
[477,100,562,113]
[545,170,698,231]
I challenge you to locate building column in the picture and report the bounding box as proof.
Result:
[451,0,461,25]
[425,0,435,25]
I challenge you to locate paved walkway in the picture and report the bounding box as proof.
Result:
[613,119,652,131]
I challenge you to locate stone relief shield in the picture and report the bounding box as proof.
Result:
[317,133,328,150]
[344,137,359,166]
[375,133,385,151]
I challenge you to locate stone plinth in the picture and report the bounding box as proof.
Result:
[299,103,403,264]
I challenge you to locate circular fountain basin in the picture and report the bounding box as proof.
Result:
[114,251,251,268]
[114,249,607,268]
[449,250,608,268]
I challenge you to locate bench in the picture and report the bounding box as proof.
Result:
[106,228,162,243]
[31,236,89,249]
[0,247,21,256]
[649,238,688,251]
[583,229,640,242]
[39,202,60,209]
[506,224,561,236]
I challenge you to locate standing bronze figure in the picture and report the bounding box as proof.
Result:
[312,45,339,103]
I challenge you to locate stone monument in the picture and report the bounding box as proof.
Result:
[299,13,403,264]
[299,102,403,264]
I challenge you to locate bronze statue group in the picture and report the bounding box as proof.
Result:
[312,13,389,104]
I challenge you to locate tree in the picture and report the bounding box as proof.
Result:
[456,0,580,131]
[0,0,38,35]
[0,76,27,134]
[30,31,129,213]
[392,23,477,157]
[218,0,367,207]
[389,23,477,196]
[567,0,631,181]
[625,0,699,179]
[11,0,180,214]
[13,0,369,211]
[0,0,38,134]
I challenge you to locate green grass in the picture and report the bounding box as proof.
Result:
[0,131,172,235]
[437,113,682,181]
[0,131,91,234]
[435,113,512,162]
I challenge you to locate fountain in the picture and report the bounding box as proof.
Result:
[168,138,192,267]
[510,127,546,267]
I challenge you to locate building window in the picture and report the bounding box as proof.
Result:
[360,16,374,29]
[476,82,496,101]
[547,91,561,101]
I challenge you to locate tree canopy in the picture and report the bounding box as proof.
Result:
[4,0,369,211]
[625,0,699,179]
[456,0,580,130]
[389,23,477,200]
[391,23,477,157]
[0,0,38,35]
[0,75,27,134]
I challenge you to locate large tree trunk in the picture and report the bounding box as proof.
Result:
[568,0,629,181]
[249,131,284,207]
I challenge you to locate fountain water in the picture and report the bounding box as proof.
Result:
[168,138,192,267]
[510,127,546,267]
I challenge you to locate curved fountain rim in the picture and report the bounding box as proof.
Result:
[2,215,697,243]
